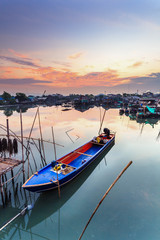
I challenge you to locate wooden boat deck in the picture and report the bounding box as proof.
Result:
[0,158,22,175]
[69,145,102,168]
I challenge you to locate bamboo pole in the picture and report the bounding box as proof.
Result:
[4,173,7,182]
[52,127,57,160]
[27,143,30,179]
[37,108,47,165]
[99,107,102,130]
[6,118,11,159]
[4,186,8,205]
[15,182,18,196]
[0,205,32,231]
[6,118,9,146]
[1,175,7,204]
[0,176,5,207]
[0,134,64,147]
[38,138,45,167]
[9,190,11,202]
[1,170,22,186]
[20,110,25,182]
[98,109,107,135]
[11,169,15,186]
[25,108,39,178]
[65,129,74,143]
[6,119,9,141]
[31,138,45,167]
[28,145,38,172]
[51,126,60,198]
[78,161,133,240]
[28,108,39,141]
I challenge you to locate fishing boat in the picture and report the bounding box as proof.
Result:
[26,141,115,229]
[22,128,115,193]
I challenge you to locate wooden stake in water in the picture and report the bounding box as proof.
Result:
[0,176,5,207]
[26,108,39,179]
[6,118,9,142]
[38,108,47,165]
[0,205,33,231]
[38,138,45,167]
[98,109,107,135]
[20,110,25,182]
[51,127,57,160]
[51,126,60,198]
[6,118,10,158]
[78,161,133,240]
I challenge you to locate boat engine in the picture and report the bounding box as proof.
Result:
[103,128,110,137]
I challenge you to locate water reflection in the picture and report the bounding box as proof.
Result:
[0,102,116,116]
[0,105,37,117]
[0,106,160,240]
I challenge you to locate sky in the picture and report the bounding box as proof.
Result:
[0,0,160,95]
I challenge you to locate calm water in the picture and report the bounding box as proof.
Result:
[0,106,160,240]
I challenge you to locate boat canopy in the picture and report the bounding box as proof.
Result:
[146,105,156,114]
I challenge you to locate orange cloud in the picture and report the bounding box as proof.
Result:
[128,61,143,68]
[38,68,131,88]
[0,64,131,88]
[8,49,30,59]
[0,66,36,79]
[68,52,84,59]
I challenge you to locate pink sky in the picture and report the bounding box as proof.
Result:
[0,1,160,95]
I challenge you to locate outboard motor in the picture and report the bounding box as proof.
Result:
[51,160,56,167]
[103,128,110,138]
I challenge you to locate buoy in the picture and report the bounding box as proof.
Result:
[2,138,8,152]
[8,139,13,155]
[13,138,18,154]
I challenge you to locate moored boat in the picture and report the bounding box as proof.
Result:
[22,128,115,193]
[26,141,115,229]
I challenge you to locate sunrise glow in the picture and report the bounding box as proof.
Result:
[0,0,160,95]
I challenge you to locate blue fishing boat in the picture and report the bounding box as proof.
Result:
[22,128,115,193]
[26,141,115,229]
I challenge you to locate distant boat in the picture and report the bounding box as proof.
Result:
[61,108,72,111]
[119,108,124,115]
[22,128,115,193]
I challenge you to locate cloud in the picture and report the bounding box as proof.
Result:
[128,61,143,68]
[149,72,160,78]
[68,52,84,59]
[8,49,31,60]
[0,78,52,85]
[41,68,130,88]
[0,55,39,68]
[130,73,160,85]
[1,60,160,92]
[52,60,71,68]
[1,68,129,89]
[115,72,160,92]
